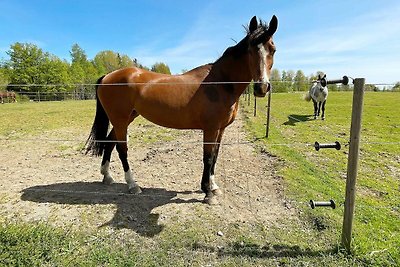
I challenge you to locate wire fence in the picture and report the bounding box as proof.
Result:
[0,80,398,102]
[0,80,398,200]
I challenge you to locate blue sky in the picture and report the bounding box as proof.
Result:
[1,0,399,84]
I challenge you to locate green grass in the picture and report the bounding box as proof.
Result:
[0,218,362,267]
[0,100,185,149]
[0,96,398,266]
[241,91,400,266]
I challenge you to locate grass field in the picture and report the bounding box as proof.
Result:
[0,92,399,266]
[242,91,400,265]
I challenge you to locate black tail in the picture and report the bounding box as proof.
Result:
[85,75,109,156]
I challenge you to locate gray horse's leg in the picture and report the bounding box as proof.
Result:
[317,101,322,117]
[321,100,326,120]
[312,99,318,119]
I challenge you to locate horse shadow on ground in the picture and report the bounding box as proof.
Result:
[193,241,338,260]
[283,114,315,126]
[21,182,201,237]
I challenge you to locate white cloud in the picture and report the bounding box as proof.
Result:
[276,4,400,83]
[130,3,244,74]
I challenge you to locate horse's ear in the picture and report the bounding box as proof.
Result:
[267,15,278,36]
[249,16,258,33]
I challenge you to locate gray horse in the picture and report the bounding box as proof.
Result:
[304,74,328,120]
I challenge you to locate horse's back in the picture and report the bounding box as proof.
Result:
[97,67,206,129]
[97,64,240,130]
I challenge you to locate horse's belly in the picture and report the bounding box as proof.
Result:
[137,107,200,130]
[312,92,327,102]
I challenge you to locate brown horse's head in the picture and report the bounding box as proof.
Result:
[247,15,278,97]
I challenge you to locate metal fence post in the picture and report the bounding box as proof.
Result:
[265,89,272,138]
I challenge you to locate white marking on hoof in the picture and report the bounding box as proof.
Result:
[212,188,223,196]
[101,161,114,185]
[125,170,141,194]
[128,186,142,195]
[102,175,114,185]
[100,161,110,175]
[203,194,219,205]
[210,175,219,191]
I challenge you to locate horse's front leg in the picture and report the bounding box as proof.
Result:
[209,128,225,197]
[321,100,326,120]
[312,99,318,119]
[317,102,322,117]
[202,130,220,205]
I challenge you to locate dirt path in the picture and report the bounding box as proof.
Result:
[0,114,294,236]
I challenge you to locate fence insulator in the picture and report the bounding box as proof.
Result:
[314,141,341,151]
[310,199,336,209]
[320,76,349,87]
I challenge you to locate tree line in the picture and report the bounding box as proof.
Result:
[0,42,398,100]
[0,42,172,99]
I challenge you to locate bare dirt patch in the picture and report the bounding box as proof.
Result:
[0,115,295,237]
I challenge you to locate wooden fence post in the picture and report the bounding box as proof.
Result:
[341,78,365,252]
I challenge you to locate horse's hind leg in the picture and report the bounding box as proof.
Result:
[321,100,326,120]
[101,128,116,185]
[114,125,142,194]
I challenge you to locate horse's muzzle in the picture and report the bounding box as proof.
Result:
[253,82,271,97]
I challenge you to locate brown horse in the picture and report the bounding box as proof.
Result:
[0,91,16,104]
[85,15,278,204]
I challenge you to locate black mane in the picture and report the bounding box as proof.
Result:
[217,19,269,61]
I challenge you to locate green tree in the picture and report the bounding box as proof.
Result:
[0,67,10,87]
[5,43,46,91]
[327,84,339,92]
[70,44,88,65]
[294,70,308,91]
[4,42,72,97]
[270,68,280,81]
[392,82,400,92]
[282,70,294,92]
[151,62,171,74]
[364,84,378,92]
[69,44,100,98]
[270,68,286,92]
[41,56,70,90]
[133,58,149,70]
[93,50,133,74]
[4,42,64,92]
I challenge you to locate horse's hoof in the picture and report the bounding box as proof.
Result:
[212,188,223,196]
[128,186,142,195]
[102,175,114,185]
[203,194,219,205]
[321,117,325,120]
